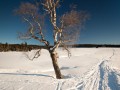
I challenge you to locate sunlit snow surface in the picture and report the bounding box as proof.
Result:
[0,48,120,90]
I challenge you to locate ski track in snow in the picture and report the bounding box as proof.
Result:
[74,60,120,90]
[76,49,120,90]
[0,48,120,90]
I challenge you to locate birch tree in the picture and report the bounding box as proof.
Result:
[16,0,89,79]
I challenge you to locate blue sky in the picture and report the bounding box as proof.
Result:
[0,0,120,45]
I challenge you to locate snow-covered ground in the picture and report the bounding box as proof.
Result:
[0,48,120,90]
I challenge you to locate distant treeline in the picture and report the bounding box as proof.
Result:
[72,44,120,48]
[0,43,120,52]
[0,42,43,52]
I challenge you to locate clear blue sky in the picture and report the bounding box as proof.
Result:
[0,0,120,45]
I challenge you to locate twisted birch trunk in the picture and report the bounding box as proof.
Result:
[49,50,63,79]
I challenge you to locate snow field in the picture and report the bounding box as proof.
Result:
[0,48,120,90]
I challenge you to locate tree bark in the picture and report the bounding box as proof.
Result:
[49,51,63,79]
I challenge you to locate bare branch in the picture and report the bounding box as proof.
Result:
[15,2,50,47]
[55,0,60,7]
[50,41,61,51]
[24,49,41,61]
[42,0,60,44]
[61,43,71,58]
[17,32,32,40]
[59,10,89,45]
[31,14,45,40]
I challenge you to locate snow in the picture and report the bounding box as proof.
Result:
[0,48,120,90]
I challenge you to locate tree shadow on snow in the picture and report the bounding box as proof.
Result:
[0,73,54,78]
[60,66,79,70]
